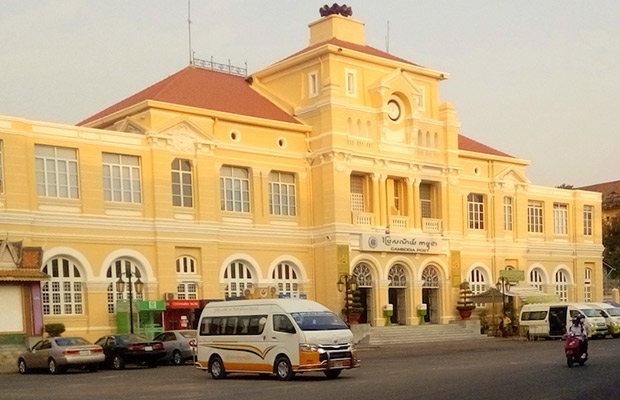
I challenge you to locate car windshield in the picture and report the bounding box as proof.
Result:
[180,331,196,339]
[579,308,599,318]
[54,337,90,347]
[605,308,620,317]
[290,312,349,331]
[117,334,150,345]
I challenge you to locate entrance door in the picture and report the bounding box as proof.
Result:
[388,288,407,325]
[359,288,372,324]
[389,288,398,324]
[422,288,440,324]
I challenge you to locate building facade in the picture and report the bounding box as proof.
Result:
[0,10,603,341]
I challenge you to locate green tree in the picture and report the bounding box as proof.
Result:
[556,183,574,189]
[603,218,620,279]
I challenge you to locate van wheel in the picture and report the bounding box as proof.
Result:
[613,334,620,339]
[274,356,294,381]
[210,356,226,379]
[324,369,342,379]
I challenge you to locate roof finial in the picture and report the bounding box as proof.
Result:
[319,3,353,18]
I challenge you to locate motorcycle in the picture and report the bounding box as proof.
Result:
[565,334,587,368]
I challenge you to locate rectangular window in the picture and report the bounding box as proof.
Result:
[269,171,296,216]
[584,267,592,302]
[467,193,485,230]
[199,314,267,336]
[345,69,357,97]
[177,282,197,300]
[171,158,193,207]
[308,71,318,98]
[219,166,250,213]
[102,153,142,203]
[503,196,513,231]
[420,183,432,218]
[583,205,593,236]
[35,145,79,199]
[528,201,544,233]
[350,175,366,212]
[553,203,568,235]
[393,180,402,213]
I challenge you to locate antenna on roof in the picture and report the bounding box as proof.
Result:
[188,0,193,65]
[385,20,390,53]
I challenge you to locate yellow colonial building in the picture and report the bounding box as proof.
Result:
[0,9,603,341]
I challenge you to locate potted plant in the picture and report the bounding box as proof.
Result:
[456,281,476,320]
[44,323,66,337]
[347,289,364,324]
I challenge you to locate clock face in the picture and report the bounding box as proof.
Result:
[387,100,401,121]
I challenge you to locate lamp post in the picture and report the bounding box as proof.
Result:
[337,273,358,323]
[116,272,144,334]
[496,277,512,317]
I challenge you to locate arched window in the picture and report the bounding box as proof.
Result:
[176,256,198,300]
[422,266,440,288]
[352,263,373,288]
[584,268,592,302]
[388,264,407,287]
[42,257,84,315]
[272,262,300,298]
[224,261,254,298]
[555,270,569,302]
[434,132,439,148]
[348,118,354,136]
[417,130,423,147]
[357,119,362,137]
[366,121,372,138]
[106,258,143,314]
[530,268,544,292]
[425,131,431,148]
[468,267,487,295]
[176,256,196,274]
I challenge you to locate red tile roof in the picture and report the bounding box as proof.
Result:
[458,134,513,158]
[577,180,620,195]
[78,66,300,126]
[0,269,49,282]
[276,38,422,68]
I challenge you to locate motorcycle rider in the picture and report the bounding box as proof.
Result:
[567,314,589,358]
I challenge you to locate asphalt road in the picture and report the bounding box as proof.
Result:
[2,338,620,400]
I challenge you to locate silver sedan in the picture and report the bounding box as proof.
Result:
[17,337,105,374]
[153,330,197,365]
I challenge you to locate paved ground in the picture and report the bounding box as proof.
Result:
[2,337,620,400]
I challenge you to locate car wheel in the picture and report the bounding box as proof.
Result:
[48,358,64,374]
[274,356,294,381]
[111,355,125,370]
[209,356,226,379]
[324,369,342,379]
[613,334,620,339]
[17,358,28,374]
[172,350,183,366]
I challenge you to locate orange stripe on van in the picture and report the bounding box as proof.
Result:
[224,362,273,373]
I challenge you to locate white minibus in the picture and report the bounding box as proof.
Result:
[519,303,583,340]
[195,299,360,380]
[589,302,620,338]
[572,303,608,338]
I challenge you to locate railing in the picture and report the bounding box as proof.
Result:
[193,57,247,77]
[422,218,442,233]
[351,211,375,226]
[389,216,409,230]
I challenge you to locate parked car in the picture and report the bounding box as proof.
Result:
[17,337,105,374]
[153,330,197,365]
[94,334,165,370]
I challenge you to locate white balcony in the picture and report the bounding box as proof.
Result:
[422,218,442,233]
[352,211,375,226]
[389,216,409,230]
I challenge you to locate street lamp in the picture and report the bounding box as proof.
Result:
[495,277,513,317]
[116,272,144,334]
[337,273,358,323]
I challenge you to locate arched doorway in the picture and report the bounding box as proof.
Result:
[421,265,440,324]
[352,263,374,325]
[388,264,407,325]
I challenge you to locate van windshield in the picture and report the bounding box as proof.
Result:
[579,308,599,318]
[605,307,620,317]
[290,312,349,331]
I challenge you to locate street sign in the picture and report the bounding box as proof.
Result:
[500,269,525,282]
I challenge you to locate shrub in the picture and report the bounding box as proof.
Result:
[44,323,66,337]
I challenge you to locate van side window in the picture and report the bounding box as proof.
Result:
[199,315,268,336]
[273,314,296,334]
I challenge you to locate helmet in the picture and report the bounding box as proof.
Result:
[573,314,584,324]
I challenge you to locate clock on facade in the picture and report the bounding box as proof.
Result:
[387,99,401,121]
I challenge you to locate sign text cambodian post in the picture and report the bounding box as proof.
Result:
[360,234,448,254]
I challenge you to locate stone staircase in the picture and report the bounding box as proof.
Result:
[367,322,490,346]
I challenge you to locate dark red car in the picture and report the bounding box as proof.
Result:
[95,334,165,370]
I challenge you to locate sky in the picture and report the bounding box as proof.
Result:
[1,1,619,188]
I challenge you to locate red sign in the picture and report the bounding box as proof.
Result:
[166,299,200,309]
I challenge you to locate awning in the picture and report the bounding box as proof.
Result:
[505,286,560,303]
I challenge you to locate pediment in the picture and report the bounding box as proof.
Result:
[150,117,216,154]
[493,166,530,191]
[115,117,146,134]
[369,69,424,114]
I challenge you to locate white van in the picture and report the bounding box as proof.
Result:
[519,303,584,340]
[573,303,608,338]
[195,299,360,380]
[589,302,620,338]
